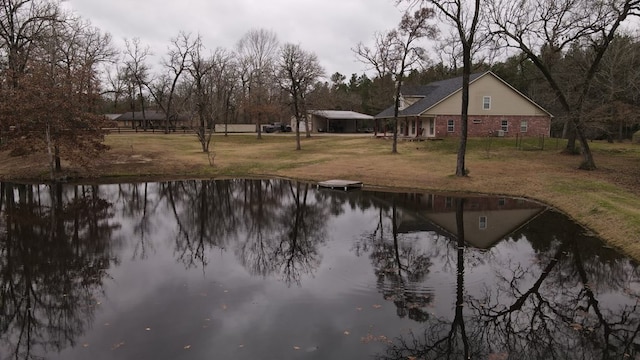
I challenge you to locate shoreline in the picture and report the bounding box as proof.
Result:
[1,133,638,261]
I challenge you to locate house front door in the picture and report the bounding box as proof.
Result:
[428,118,435,137]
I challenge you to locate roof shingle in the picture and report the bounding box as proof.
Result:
[375,73,484,118]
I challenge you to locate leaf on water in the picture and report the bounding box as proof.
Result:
[343,331,350,336]
[204,318,211,321]
[145,327,151,331]
[184,345,191,350]
[570,323,583,331]
[372,304,382,309]
[224,290,229,293]
[238,344,245,348]
[293,346,301,350]
[82,343,89,348]
[111,342,125,350]
[104,323,110,326]
[360,334,392,344]
[355,307,363,311]
[222,304,228,310]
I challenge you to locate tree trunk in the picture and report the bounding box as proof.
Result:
[46,124,55,180]
[563,118,578,154]
[456,48,471,177]
[392,74,404,154]
[54,145,61,172]
[577,123,596,170]
[294,94,301,151]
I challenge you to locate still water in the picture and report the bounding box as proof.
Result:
[0,179,638,359]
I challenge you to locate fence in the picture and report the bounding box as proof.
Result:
[515,134,546,151]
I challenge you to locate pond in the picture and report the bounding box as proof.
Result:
[0,179,638,359]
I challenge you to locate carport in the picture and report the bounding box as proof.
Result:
[306,110,374,133]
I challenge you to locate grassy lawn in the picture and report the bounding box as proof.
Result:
[1,132,639,261]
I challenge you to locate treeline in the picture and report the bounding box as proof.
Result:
[2,0,640,177]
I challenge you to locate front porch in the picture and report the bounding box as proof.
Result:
[374,116,436,140]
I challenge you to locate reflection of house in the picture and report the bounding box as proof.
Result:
[391,194,546,249]
[115,110,190,129]
[294,110,374,133]
[375,71,552,139]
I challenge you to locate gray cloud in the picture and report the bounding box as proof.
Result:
[63,0,406,78]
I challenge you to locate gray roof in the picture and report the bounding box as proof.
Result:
[375,72,485,119]
[309,110,373,120]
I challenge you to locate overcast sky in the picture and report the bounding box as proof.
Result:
[62,0,409,79]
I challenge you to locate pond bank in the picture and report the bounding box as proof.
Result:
[1,133,639,261]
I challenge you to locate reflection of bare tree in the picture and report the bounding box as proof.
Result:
[378,198,473,358]
[235,181,328,286]
[235,179,285,276]
[378,201,640,359]
[115,182,156,259]
[465,215,640,359]
[160,180,243,269]
[0,183,119,359]
[270,182,327,285]
[356,194,434,322]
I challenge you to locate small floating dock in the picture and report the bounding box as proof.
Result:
[317,179,363,191]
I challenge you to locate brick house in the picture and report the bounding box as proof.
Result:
[375,71,552,138]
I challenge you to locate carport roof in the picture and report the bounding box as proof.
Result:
[309,110,373,120]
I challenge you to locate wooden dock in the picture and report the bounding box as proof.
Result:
[317,179,363,191]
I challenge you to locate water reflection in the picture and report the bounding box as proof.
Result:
[0,179,637,359]
[0,183,120,359]
[377,200,640,360]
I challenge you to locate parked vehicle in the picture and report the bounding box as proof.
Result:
[263,122,292,133]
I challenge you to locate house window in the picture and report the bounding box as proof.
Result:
[472,119,482,124]
[483,96,491,110]
[479,216,487,230]
[520,120,528,132]
[447,119,455,132]
[501,120,509,132]
[498,198,505,206]
[445,197,453,208]
[411,120,416,134]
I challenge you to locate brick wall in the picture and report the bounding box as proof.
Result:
[434,115,551,138]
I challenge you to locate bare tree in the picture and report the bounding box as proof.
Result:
[236,28,279,139]
[355,8,437,154]
[147,31,196,133]
[278,43,324,150]
[589,34,640,141]
[185,39,237,157]
[0,15,114,178]
[486,0,640,170]
[123,37,151,129]
[405,0,482,175]
[0,0,61,88]
[187,35,214,152]
[103,63,128,112]
[209,49,238,136]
